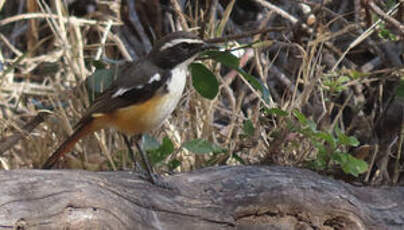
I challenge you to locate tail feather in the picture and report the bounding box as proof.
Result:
[42,122,95,169]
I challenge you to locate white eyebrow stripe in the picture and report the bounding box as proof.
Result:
[148,73,161,83]
[160,38,204,51]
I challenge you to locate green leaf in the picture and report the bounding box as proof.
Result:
[204,50,270,104]
[190,63,219,100]
[237,68,270,104]
[396,79,404,99]
[331,151,348,164]
[315,142,328,155]
[293,110,308,125]
[203,50,240,68]
[183,139,225,154]
[311,150,328,170]
[348,136,360,147]
[232,153,246,164]
[148,137,174,165]
[336,75,350,84]
[378,25,397,41]
[265,108,288,116]
[294,110,317,132]
[332,153,368,177]
[243,119,255,136]
[315,131,336,149]
[335,127,360,147]
[323,74,350,93]
[349,70,366,79]
[167,159,181,170]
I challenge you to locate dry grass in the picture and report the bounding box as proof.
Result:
[1,0,403,185]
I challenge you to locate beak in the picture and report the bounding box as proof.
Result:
[201,42,220,51]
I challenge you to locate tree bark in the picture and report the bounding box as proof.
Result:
[0,166,403,230]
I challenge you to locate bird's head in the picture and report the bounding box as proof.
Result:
[148,31,216,69]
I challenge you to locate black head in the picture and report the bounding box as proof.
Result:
[148,31,214,69]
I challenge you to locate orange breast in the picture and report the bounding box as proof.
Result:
[106,94,173,135]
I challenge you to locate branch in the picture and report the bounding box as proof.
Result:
[0,166,403,229]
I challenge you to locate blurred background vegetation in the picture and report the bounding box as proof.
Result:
[0,0,403,186]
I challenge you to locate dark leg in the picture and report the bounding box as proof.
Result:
[122,134,139,169]
[134,135,158,185]
[122,134,172,189]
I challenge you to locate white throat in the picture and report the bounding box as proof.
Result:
[166,55,197,96]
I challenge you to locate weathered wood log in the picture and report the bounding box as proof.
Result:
[0,166,403,230]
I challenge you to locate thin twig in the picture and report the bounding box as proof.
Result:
[170,0,189,30]
[0,112,50,156]
[206,27,284,43]
[368,0,404,36]
[331,2,401,72]
[0,12,121,27]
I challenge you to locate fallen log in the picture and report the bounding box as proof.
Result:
[0,166,403,230]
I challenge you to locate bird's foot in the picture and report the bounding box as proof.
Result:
[135,169,174,190]
[147,173,175,190]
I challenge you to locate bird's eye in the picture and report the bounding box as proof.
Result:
[178,43,190,50]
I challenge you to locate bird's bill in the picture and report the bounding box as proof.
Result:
[201,42,220,51]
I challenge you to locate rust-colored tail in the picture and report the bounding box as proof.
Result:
[42,121,95,169]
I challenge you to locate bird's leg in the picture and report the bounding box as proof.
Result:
[134,134,158,184]
[122,134,172,189]
[122,134,144,173]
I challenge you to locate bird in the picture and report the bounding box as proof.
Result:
[42,31,216,185]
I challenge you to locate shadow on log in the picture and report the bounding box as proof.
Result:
[0,166,403,230]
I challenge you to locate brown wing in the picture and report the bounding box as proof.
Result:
[75,60,171,128]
